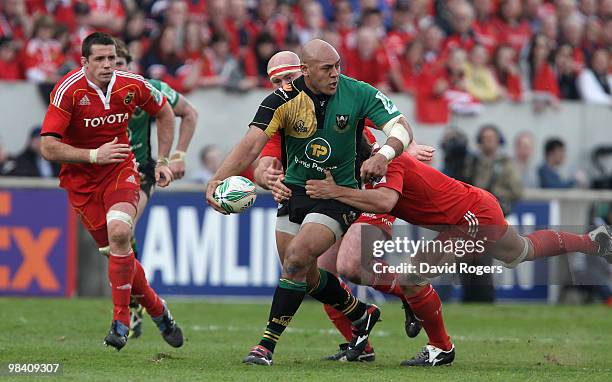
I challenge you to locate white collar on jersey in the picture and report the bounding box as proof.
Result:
[82,67,117,110]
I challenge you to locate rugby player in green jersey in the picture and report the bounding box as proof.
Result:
[114,39,198,339]
[206,39,415,365]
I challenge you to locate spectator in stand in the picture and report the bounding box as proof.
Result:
[297,1,326,44]
[385,0,417,58]
[224,0,251,56]
[421,23,445,67]
[191,144,223,185]
[464,44,502,102]
[331,0,357,53]
[493,0,532,55]
[604,19,612,49]
[524,0,544,32]
[540,12,559,43]
[83,0,125,35]
[183,20,206,62]
[579,0,599,18]
[0,0,32,50]
[527,33,560,111]
[2,126,60,177]
[492,44,523,101]
[538,138,587,188]
[69,2,95,65]
[342,27,399,93]
[199,33,253,91]
[560,14,586,67]
[123,10,151,53]
[583,17,602,62]
[247,0,288,49]
[23,15,64,85]
[602,0,612,19]
[443,0,480,53]
[577,47,612,105]
[142,26,189,92]
[53,24,78,76]
[472,0,498,49]
[398,39,424,94]
[513,131,538,188]
[0,37,23,80]
[249,32,279,88]
[555,44,581,100]
[556,0,579,21]
[360,7,386,39]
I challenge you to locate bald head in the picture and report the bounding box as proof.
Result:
[300,39,341,95]
[300,39,340,65]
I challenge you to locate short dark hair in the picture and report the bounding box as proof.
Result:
[82,32,115,58]
[544,138,565,157]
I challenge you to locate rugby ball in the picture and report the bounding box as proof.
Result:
[213,176,257,213]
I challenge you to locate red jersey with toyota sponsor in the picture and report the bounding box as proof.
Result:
[41,67,166,193]
[372,152,484,226]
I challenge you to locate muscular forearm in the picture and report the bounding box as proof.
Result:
[173,97,198,152]
[40,137,90,164]
[382,116,414,157]
[156,103,175,158]
[334,186,391,214]
[213,127,268,181]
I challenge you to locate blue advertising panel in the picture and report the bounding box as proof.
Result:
[137,192,552,300]
[0,189,77,297]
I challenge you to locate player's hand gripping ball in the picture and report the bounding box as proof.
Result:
[213,176,257,213]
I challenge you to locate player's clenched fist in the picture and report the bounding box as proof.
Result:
[360,153,388,183]
[92,137,131,164]
[155,158,174,187]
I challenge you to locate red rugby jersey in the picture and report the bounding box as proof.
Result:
[371,153,482,226]
[41,67,166,193]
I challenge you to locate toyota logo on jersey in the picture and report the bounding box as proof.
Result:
[83,113,130,127]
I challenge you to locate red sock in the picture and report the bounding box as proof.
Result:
[527,230,598,258]
[108,252,135,326]
[131,259,165,317]
[406,284,452,351]
[370,260,410,305]
[322,280,374,353]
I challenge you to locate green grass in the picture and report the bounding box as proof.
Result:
[0,298,610,381]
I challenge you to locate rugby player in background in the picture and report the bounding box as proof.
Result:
[114,39,198,339]
[40,32,183,351]
[303,144,612,366]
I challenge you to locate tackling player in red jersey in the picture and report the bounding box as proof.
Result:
[304,148,612,366]
[40,32,184,351]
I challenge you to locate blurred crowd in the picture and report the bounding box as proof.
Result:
[1,0,611,123]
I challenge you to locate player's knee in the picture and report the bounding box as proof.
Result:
[107,221,132,247]
[283,245,311,278]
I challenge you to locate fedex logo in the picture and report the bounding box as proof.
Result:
[84,112,130,127]
[0,191,76,296]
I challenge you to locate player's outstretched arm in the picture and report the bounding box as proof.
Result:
[205,126,269,213]
[154,102,176,187]
[40,136,131,165]
[169,94,199,179]
[305,170,399,213]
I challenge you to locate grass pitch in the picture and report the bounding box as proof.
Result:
[0,298,610,381]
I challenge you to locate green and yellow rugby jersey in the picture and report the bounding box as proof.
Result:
[250,75,401,188]
[128,79,179,167]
